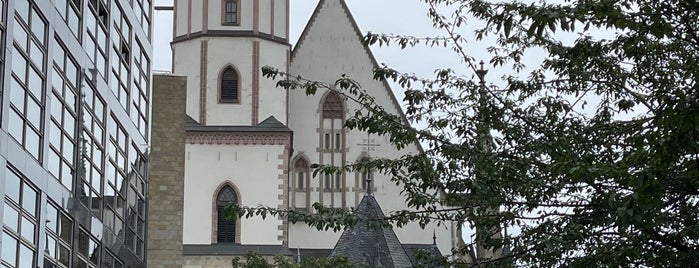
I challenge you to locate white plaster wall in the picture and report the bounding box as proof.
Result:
[203,37,255,125]
[171,40,202,121]
[257,41,289,124]
[175,0,189,36]
[288,0,457,253]
[190,1,204,34]
[273,0,288,39]
[183,143,285,245]
[258,0,272,34]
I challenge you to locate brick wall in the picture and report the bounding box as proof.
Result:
[147,74,188,267]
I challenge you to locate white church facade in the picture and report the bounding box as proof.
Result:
[148,0,460,267]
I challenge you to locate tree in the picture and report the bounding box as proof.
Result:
[233,0,699,266]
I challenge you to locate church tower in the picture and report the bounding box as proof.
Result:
[167,1,294,265]
[171,0,290,126]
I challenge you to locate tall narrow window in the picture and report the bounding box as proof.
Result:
[216,186,237,243]
[294,158,309,190]
[335,173,341,190]
[223,0,239,25]
[320,91,345,195]
[324,174,332,190]
[220,67,239,103]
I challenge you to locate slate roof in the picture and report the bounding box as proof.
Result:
[330,194,414,267]
[185,115,292,133]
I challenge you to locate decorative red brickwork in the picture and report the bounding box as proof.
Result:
[186,132,289,145]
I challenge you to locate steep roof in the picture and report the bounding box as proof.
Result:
[185,115,292,133]
[330,194,414,267]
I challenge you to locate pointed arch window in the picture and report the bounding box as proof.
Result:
[216,186,238,243]
[220,66,240,103]
[222,0,240,25]
[322,91,344,119]
[322,91,345,151]
[294,158,309,190]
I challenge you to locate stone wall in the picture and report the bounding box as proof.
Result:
[147,74,188,267]
[184,255,282,268]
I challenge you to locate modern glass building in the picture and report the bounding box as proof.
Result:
[0,0,152,267]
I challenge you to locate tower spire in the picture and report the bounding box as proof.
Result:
[365,162,373,196]
[433,229,437,245]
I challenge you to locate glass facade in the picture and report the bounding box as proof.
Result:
[0,0,152,267]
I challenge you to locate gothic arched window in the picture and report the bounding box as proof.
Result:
[216,185,238,243]
[321,91,344,151]
[320,91,345,192]
[220,66,240,103]
[322,91,344,119]
[222,0,240,25]
[294,158,309,190]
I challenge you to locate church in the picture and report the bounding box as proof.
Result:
[147,0,460,267]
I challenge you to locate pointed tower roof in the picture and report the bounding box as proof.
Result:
[330,194,414,267]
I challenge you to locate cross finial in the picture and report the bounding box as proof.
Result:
[364,159,373,196]
[433,229,437,245]
[476,60,488,86]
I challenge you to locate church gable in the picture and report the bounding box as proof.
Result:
[283,0,455,254]
[290,0,407,121]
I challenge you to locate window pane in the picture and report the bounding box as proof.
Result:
[20,216,35,241]
[13,21,28,49]
[1,232,17,265]
[22,184,37,216]
[51,70,63,91]
[12,49,27,80]
[58,243,71,266]
[28,67,42,99]
[48,150,61,179]
[62,161,73,190]
[26,98,41,127]
[10,78,25,111]
[58,214,72,242]
[5,170,21,202]
[15,0,29,21]
[77,230,88,256]
[25,129,41,160]
[8,109,25,141]
[18,243,34,268]
[297,172,304,189]
[49,121,61,146]
[31,9,46,44]
[46,204,58,231]
[335,133,341,149]
[45,236,56,257]
[3,205,19,231]
[29,40,43,68]
[335,174,341,189]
